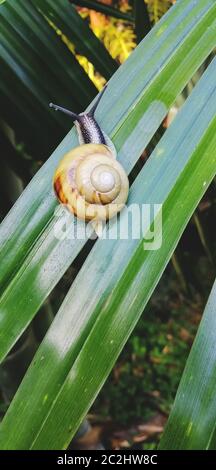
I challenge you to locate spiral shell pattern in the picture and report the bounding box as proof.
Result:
[53,143,129,221]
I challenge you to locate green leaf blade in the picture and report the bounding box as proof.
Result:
[0,0,97,156]
[0,0,215,365]
[159,280,216,450]
[70,0,134,22]
[32,0,118,79]
[0,54,216,449]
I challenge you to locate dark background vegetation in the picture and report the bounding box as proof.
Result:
[0,0,215,449]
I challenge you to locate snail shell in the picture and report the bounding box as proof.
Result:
[51,86,129,221]
[53,143,129,221]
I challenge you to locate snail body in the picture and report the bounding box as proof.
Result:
[50,87,129,221]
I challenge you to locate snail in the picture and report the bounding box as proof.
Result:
[50,87,129,221]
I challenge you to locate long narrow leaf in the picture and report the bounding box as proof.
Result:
[70,0,134,22]
[1,0,95,107]
[134,0,151,43]
[159,279,216,450]
[0,0,97,156]
[32,0,118,79]
[1,55,216,450]
[0,0,215,364]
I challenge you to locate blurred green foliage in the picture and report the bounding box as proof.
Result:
[92,273,199,425]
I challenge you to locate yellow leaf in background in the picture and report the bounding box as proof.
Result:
[89,11,107,29]
[145,0,173,24]
[75,1,173,87]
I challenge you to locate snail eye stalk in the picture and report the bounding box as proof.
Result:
[49,103,80,121]
[88,85,107,117]
[49,85,107,121]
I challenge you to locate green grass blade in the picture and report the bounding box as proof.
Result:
[159,279,216,450]
[2,0,96,107]
[134,0,151,43]
[0,0,215,363]
[0,0,97,157]
[0,56,216,449]
[70,0,134,22]
[32,0,118,79]
[208,420,216,449]
[0,128,30,182]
